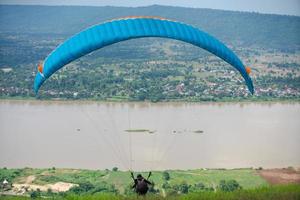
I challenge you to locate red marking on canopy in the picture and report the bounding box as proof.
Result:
[246,66,251,75]
[38,63,43,74]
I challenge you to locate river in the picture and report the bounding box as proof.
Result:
[0,100,299,171]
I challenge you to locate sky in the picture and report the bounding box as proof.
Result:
[1,0,300,16]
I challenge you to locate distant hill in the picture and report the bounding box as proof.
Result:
[0,5,300,50]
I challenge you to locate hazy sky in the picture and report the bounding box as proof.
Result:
[1,0,300,16]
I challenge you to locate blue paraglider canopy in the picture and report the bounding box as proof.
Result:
[34,16,254,94]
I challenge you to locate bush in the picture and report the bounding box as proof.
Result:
[69,182,95,194]
[39,175,61,183]
[178,182,189,194]
[0,169,23,183]
[148,182,159,194]
[190,182,215,192]
[124,184,135,195]
[162,171,170,181]
[218,179,242,192]
[69,182,118,195]
[173,182,190,194]
[258,167,263,170]
[162,182,170,189]
[30,189,41,198]
[112,167,118,172]
[47,188,53,195]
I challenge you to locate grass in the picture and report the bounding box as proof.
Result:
[172,169,267,189]
[1,185,300,200]
[0,168,268,194]
[32,169,107,185]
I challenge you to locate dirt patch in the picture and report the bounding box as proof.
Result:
[25,175,35,184]
[12,175,77,194]
[258,168,300,185]
[13,182,77,193]
[49,182,78,192]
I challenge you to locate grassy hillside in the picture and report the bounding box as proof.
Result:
[0,168,268,196]
[1,185,300,200]
[1,168,300,199]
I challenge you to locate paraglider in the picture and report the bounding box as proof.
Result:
[131,172,152,195]
[33,16,254,94]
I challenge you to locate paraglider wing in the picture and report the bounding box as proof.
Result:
[34,16,254,94]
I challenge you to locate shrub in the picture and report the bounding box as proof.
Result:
[162,171,170,181]
[112,167,118,172]
[172,182,190,194]
[218,179,242,192]
[47,188,53,195]
[69,182,95,194]
[148,182,159,194]
[39,175,61,183]
[30,189,41,198]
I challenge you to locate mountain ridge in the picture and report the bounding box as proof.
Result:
[0,5,299,50]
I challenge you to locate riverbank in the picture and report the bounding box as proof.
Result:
[1,96,300,103]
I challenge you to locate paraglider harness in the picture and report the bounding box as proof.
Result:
[131,172,152,195]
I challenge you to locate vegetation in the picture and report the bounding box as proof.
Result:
[0,168,24,183]
[0,168,269,198]
[0,5,300,102]
[29,189,41,199]
[112,167,118,172]
[218,180,242,192]
[1,52,299,102]
[68,182,118,195]
[1,185,300,200]
[0,5,298,200]
[1,5,299,51]
[162,171,170,181]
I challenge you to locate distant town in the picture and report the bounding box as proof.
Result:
[0,5,299,102]
[0,38,299,102]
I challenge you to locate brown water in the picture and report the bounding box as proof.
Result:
[0,100,299,171]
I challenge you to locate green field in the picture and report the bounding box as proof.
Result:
[0,168,267,189]
[0,168,267,197]
[1,168,299,199]
[1,185,300,200]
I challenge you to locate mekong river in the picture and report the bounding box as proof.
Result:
[0,101,299,171]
